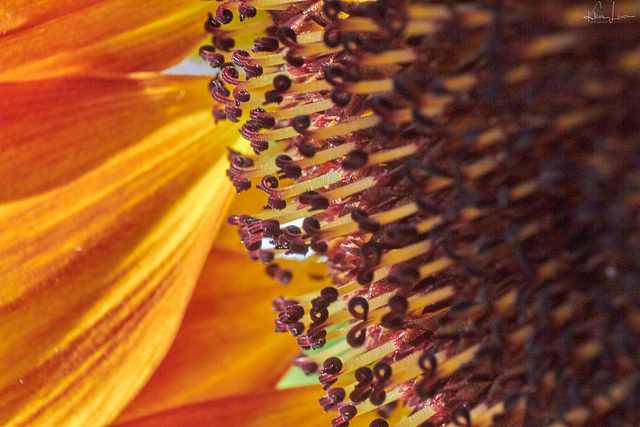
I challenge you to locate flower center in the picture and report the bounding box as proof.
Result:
[201,0,640,425]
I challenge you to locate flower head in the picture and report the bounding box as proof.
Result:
[204,0,640,425]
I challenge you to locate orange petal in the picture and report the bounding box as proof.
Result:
[114,387,334,427]
[115,245,331,423]
[0,1,214,79]
[1,73,212,202]
[0,74,239,425]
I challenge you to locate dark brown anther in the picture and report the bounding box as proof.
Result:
[230,49,251,67]
[284,225,302,237]
[359,220,381,234]
[267,195,286,210]
[323,0,341,20]
[248,108,275,129]
[347,323,367,347]
[342,150,368,170]
[282,164,302,179]
[357,269,374,286]
[215,6,233,25]
[293,353,317,375]
[339,404,358,421]
[368,96,395,117]
[298,143,317,158]
[232,87,250,104]
[309,195,330,210]
[323,66,345,86]
[285,52,304,67]
[244,235,262,251]
[277,26,298,45]
[208,52,226,68]
[319,387,345,411]
[265,263,280,278]
[204,13,221,33]
[260,174,279,192]
[303,217,321,234]
[311,238,328,253]
[373,362,392,383]
[238,2,257,20]
[331,90,352,107]
[273,75,292,92]
[289,238,308,256]
[369,387,386,406]
[213,36,235,52]
[224,104,242,122]
[232,176,251,193]
[244,63,263,78]
[355,366,374,385]
[299,191,319,205]
[198,45,217,62]
[250,139,269,154]
[323,25,342,48]
[351,208,368,223]
[275,154,293,169]
[253,37,280,52]
[310,306,329,324]
[221,64,240,83]
[323,357,343,375]
[348,297,369,321]
[388,266,419,288]
[320,287,339,303]
[210,80,230,97]
[361,241,383,266]
[370,419,389,427]
[264,89,284,105]
[292,115,311,133]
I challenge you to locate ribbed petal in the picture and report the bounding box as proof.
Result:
[1,74,213,202]
[0,1,213,79]
[113,387,334,427]
[0,73,238,426]
[114,244,332,423]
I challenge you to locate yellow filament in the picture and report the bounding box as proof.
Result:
[416,217,443,234]
[275,169,342,199]
[437,344,480,377]
[309,114,380,141]
[346,79,394,94]
[418,257,454,279]
[379,239,432,269]
[361,49,417,66]
[271,98,335,120]
[392,405,436,427]
[342,339,399,373]
[366,144,418,166]
[322,176,377,200]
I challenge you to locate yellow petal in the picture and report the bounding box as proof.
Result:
[0,1,213,79]
[0,73,239,425]
[1,74,212,202]
[115,247,307,423]
[114,387,334,427]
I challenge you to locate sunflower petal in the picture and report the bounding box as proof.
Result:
[0,74,239,425]
[0,1,213,79]
[1,73,212,202]
[115,246,324,423]
[114,387,334,427]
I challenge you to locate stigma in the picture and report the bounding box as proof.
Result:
[202,0,640,425]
